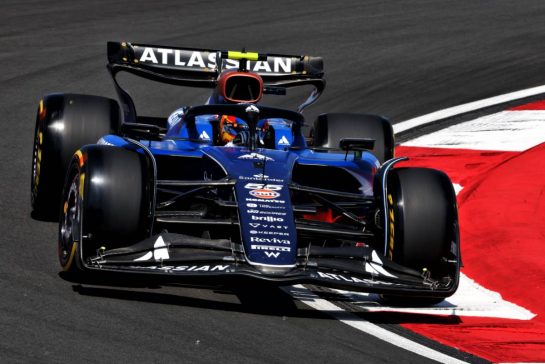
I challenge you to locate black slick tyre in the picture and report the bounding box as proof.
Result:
[383,167,459,305]
[312,113,394,163]
[31,94,121,220]
[58,145,150,277]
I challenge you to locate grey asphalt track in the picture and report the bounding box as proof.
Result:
[2,1,545,362]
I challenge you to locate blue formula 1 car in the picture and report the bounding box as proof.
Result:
[31,42,460,302]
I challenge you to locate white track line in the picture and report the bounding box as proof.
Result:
[402,110,545,151]
[331,273,535,320]
[285,285,469,364]
[394,85,545,134]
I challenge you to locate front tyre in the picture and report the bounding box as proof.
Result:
[383,167,460,305]
[58,146,150,277]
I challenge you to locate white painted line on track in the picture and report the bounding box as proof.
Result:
[393,85,545,134]
[330,273,536,320]
[402,110,545,151]
[285,285,470,364]
[452,183,463,195]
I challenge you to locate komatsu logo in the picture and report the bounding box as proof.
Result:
[138,47,292,73]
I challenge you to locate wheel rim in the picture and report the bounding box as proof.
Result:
[59,169,82,267]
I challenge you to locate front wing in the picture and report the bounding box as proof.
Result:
[84,233,459,297]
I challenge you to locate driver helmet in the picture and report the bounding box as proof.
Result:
[218,115,248,145]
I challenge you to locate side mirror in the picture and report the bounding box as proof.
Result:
[339,138,375,151]
[121,123,165,141]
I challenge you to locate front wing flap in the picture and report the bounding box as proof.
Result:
[84,233,458,297]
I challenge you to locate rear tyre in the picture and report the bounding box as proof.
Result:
[58,146,150,278]
[383,167,459,305]
[31,94,121,220]
[312,113,394,163]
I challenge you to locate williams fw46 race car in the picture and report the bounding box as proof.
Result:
[31,42,460,303]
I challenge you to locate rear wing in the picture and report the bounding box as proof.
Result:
[107,41,325,123]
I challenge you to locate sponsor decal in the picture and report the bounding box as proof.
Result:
[246,209,287,216]
[249,189,280,199]
[250,237,290,244]
[278,135,290,146]
[246,197,285,204]
[237,153,274,161]
[199,130,211,141]
[250,230,285,236]
[245,105,260,114]
[137,47,292,73]
[245,183,282,199]
[244,183,282,191]
[256,210,286,216]
[249,230,289,236]
[97,137,114,146]
[387,193,395,260]
[32,129,44,196]
[250,245,291,252]
[255,203,286,210]
[246,203,258,208]
[249,223,260,228]
[259,224,289,229]
[239,174,284,183]
[134,236,170,261]
[131,264,230,272]
[251,215,284,222]
[265,252,280,258]
[317,271,392,285]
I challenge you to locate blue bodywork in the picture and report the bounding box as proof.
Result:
[100,108,379,268]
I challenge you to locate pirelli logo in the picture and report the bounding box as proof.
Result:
[387,193,395,260]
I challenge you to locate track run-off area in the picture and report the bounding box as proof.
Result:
[292,88,545,363]
[398,96,545,363]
